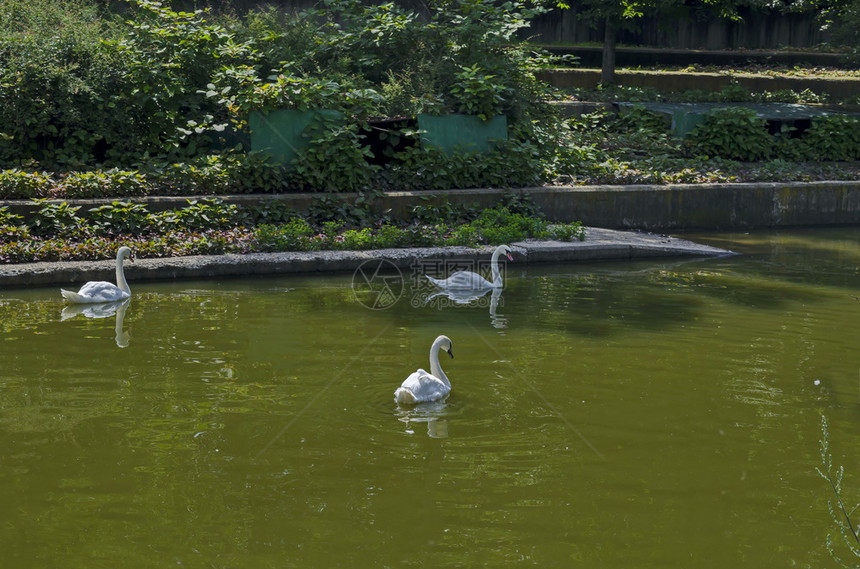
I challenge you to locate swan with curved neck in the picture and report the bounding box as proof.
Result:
[61,247,134,303]
[394,335,454,404]
[427,244,513,290]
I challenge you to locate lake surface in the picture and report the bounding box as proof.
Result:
[1,227,858,568]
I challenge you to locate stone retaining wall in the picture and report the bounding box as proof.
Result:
[535,68,860,101]
[3,182,859,231]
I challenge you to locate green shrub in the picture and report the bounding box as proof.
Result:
[0,206,23,226]
[26,199,85,238]
[0,169,53,199]
[687,107,773,161]
[89,201,152,237]
[470,206,547,243]
[254,219,316,251]
[289,121,379,192]
[449,64,510,120]
[546,222,585,241]
[166,199,244,232]
[372,224,409,248]
[799,115,860,161]
[446,224,481,246]
[61,169,150,199]
[0,0,556,192]
[0,0,124,169]
[612,105,670,134]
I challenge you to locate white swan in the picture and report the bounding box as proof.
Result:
[427,244,513,290]
[394,335,454,404]
[61,246,134,303]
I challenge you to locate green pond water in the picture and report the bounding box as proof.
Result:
[1,227,858,568]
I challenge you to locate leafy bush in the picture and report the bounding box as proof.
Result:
[162,199,244,232]
[0,196,586,262]
[255,219,317,252]
[0,169,53,199]
[0,0,556,192]
[0,206,23,226]
[288,121,379,192]
[449,64,510,120]
[0,0,124,169]
[799,115,860,161]
[62,170,150,199]
[612,105,670,134]
[26,199,85,238]
[470,206,547,243]
[546,222,585,241]
[89,201,152,237]
[687,107,773,161]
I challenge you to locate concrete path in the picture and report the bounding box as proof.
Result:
[0,227,732,289]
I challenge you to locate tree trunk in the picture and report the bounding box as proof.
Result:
[601,16,617,85]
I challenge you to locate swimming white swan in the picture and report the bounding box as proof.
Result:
[394,335,454,404]
[61,246,134,303]
[427,244,513,290]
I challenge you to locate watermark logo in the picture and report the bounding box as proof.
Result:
[351,259,405,310]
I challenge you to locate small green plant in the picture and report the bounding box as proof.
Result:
[289,119,379,192]
[612,105,670,134]
[546,221,586,241]
[61,170,148,199]
[470,206,547,243]
[449,64,509,120]
[27,199,85,237]
[0,205,31,243]
[166,198,244,231]
[687,107,773,161]
[0,169,52,199]
[254,218,316,251]
[801,115,860,161]
[817,415,860,568]
[305,190,381,227]
[0,206,23,226]
[89,201,152,236]
[410,198,479,225]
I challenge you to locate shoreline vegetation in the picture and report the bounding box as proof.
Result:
[1,0,858,264]
[0,196,585,264]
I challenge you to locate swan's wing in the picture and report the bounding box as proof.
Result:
[63,281,129,304]
[395,369,449,404]
[429,271,493,291]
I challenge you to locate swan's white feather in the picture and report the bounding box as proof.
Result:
[395,368,450,404]
[61,282,129,304]
[426,271,494,290]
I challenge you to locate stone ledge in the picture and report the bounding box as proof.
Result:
[3,181,860,230]
[0,228,732,289]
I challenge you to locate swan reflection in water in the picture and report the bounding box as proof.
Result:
[61,298,131,348]
[396,400,449,439]
[425,287,507,329]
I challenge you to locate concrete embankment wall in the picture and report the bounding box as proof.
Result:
[535,68,860,102]
[382,182,860,230]
[3,182,859,231]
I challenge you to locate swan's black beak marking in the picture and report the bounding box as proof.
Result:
[447,347,454,359]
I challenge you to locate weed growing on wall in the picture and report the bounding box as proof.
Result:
[817,416,860,567]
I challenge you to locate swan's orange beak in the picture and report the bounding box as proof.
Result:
[506,252,513,261]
